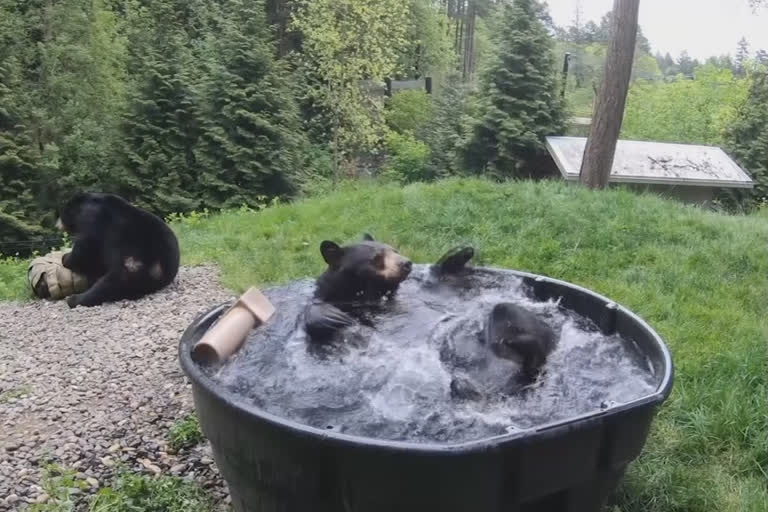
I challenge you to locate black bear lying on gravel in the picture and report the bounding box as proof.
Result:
[56,192,180,308]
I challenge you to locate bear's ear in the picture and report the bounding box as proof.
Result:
[362,233,375,241]
[320,241,343,268]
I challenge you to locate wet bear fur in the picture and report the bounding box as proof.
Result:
[486,303,556,378]
[305,234,412,343]
[56,192,180,308]
[449,303,557,400]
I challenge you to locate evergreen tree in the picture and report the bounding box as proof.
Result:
[120,1,207,214]
[424,76,475,178]
[0,1,57,254]
[0,61,53,251]
[725,71,768,207]
[582,21,599,43]
[735,37,751,76]
[705,55,736,72]
[659,52,678,76]
[194,0,304,208]
[756,49,768,67]
[462,0,566,178]
[19,0,128,198]
[677,51,696,77]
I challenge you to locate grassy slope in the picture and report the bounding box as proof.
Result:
[1,179,765,511]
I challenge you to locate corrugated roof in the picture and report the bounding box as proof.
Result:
[546,136,754,188]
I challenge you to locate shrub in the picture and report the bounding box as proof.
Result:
[621,65,750,146]
[89,472,212,512]
[386,90,434,137]
[722,71,768,210]
[380,131,432,183]
[167,414,204,452]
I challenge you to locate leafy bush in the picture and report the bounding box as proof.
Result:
[723,70,768,209]
[167,414,204,452]
[89,473,212,512]
[380,131,432,183]
[386,90,434,137]
[27,464,88,512]
[621,65,750,145]
[291,0,410,169]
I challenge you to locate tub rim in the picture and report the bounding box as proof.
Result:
[179,266,674,454]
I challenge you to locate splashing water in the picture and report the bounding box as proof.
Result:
[200,265,658,443]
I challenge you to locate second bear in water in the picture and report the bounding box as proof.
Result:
[486,302,557,381]
[449,302,557,400]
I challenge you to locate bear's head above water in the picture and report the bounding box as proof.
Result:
[314,234,412,305]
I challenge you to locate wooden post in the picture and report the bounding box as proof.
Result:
[425,77,433,95]
[579,0,639,189]
[561,52,571,98]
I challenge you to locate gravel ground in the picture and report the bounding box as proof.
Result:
[0,266,236,510]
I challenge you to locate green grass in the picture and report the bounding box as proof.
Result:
[89,472,213,512]
[168,414,204,452]
[29,464,214,512]
[28,464,89,512]
[2,178,766,510]
[0,254,28,300]
[0,385,31,404]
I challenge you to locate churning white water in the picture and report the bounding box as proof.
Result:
[200,265,658,443]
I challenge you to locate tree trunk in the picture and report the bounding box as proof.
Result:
[456,1,465,58]
[462,2,471,80]
[578,0,639,189]
[462,1,476,80]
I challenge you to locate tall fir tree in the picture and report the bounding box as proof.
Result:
[735,37,751,76]
[194,0,304,208]
[20,0,128,198]
[0,1,57,254]
[756,49,768,67]
[120,1,207,215]
[462,0,566,178]
[725,71,768,206]
[424,76,475,178]
[0,61,54,251]
[677,50,696,77]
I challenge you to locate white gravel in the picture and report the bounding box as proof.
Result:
[0,266,236,510]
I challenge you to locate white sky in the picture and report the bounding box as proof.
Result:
[546,0,768,60]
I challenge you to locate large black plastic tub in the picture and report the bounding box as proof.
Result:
[179,269,674,512]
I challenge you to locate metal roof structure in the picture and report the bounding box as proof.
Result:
[545,136,754,189]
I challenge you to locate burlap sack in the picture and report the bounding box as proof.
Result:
[28,251,89,300]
